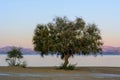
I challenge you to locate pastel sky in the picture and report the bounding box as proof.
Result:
[0,0,120,48]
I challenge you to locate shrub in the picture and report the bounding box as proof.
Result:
[6,47,23,66]
[58,63,76,70]
[58,63,67,69]
[20,61,27,68]
[67,64,76,70]
[16,63,21,66]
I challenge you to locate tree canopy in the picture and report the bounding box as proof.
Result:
[33,16,103,66]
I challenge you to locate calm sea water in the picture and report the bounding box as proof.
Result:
[0,55,120,67]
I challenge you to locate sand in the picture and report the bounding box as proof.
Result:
[0,67,120,80]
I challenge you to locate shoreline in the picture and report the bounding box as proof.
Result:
[0,66,119,73]
[0,67,120,80]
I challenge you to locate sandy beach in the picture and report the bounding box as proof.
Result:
[0,67,120,80]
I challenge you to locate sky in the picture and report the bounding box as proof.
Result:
[0,0,120,48]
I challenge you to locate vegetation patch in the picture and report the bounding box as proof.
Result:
[58,63,76,70]
[6,47,27,68]
[33,16,103,67]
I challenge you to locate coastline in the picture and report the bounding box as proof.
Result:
[0,66,119,73]
[0,67,120,80]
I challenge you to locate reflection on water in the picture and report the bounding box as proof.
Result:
[0,72,66,77]
[95,73,120,78]
[0,72,120,78]
[0,55,120,67]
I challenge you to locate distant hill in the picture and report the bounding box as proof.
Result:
[102,46,120,52]
[102,46,120,55]
[0,46,120,55]
[0,46,39,55]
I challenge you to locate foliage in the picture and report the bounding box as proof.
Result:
[58,63,76,70]
[33,16,103,66]
[16,62,21,66]
[20,61,27,68]
[67,64,76,70]
[6,47,23,66]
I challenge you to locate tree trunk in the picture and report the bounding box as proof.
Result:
[64,54,70,66]
[12,57,16,66]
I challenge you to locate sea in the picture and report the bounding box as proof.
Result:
[0,55,120,67]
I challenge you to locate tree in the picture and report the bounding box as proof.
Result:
[6,47,23,66]
[33,16,103,66]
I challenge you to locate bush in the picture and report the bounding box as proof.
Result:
[67,64,76,70]
[58,63,67,69]
[58,63,76,70]
[20,61,27,68]
[14,61,27,68]
[6,47,23,67]
[16,63,21,66]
